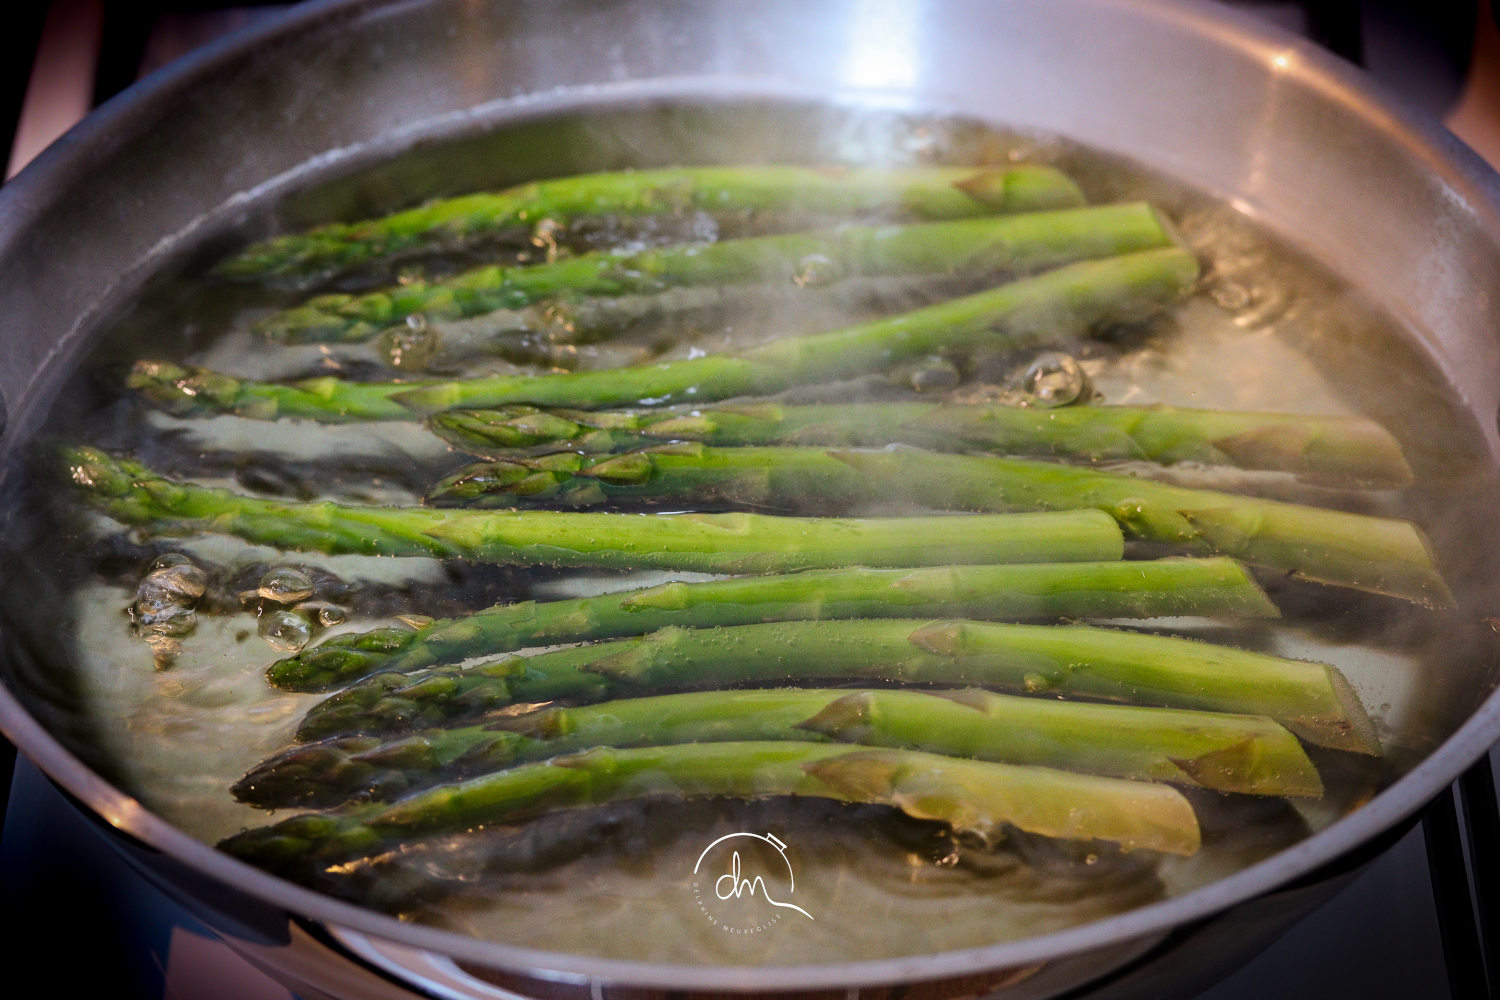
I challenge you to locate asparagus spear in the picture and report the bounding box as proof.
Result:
[430,401,1413,485]
[126,359,418,422]
[214,164,1087,286]
[218,742,1203,880]
[391,247,1199,415]
[369,284,774,371]
[63,446,1123,571]
[130,248,1197,421]
[235,686,1322,810]
[293,618,1379,755]
[268,557,1276,691]
[256,201,1175,343]
[426,443,1446,605]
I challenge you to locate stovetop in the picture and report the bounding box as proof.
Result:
[2,3,1499,997]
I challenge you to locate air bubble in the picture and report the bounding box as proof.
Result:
[136,561,208,606]
[128,558,207,667]
[135,603,197,636]
[260,609,312,652]
[1019,352,1088,408]
[257,566,315,605]
[303,601,348,628]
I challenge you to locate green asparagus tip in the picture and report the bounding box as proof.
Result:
[126,359,272,419]
[62,445,144,499]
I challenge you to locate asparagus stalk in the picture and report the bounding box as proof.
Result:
[129,248,1199,421]
[126,360,419,422]
[218,741,1203,880]
[426,442,1446,605]
[63,446,1123,571]
[369,284,769,372]
[293,618,1379,755]
[374,277,980,373]
[256,201,1175,343]
[392,247,1199,415]
[234,686,1322,810]
[430,401,1413,485]
[268,557,1276,692]
[214,164,1087,286]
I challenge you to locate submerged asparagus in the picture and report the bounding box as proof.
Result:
[130,249,1199,421]
[64,447,1123,571]
[427,443,1446,605]
[393,247,1199,415]
[218,741,1203,879]
[256,201,1175,343]
[235,686,1322,809]
[369,284,778,372]
[293,618,1379,755]
[214,164,1087,285]
[267,557,1277,692]
[430,401,1413,485]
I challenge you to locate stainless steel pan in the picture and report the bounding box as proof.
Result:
[4,1,1500,996]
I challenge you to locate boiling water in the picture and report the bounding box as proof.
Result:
[4,104,1500,966]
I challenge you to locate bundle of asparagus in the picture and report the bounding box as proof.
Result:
[219,742,1204,880]
[266,557,1277,691]
[253,201,1175,344]
[130,246,1199,421]
[423,443,1444,604]
[62,161,1439,886]
[215,164,1088,287]
[234,687,1321,809]
[288,618,1376,753]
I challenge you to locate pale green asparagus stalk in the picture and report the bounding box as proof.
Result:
[429,400,1413,485]
[234,686,1321,810]
[392,248,1199,414]
[267,557,1275,692]
[255,201,1174,343]
[63,446,1123,572]
[426,443,1447,605]
[218,742,1203,881]
[293,618,1379,755]
[129,249,1199,421]
[368,284,770,371]
[214,164,1087,286]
